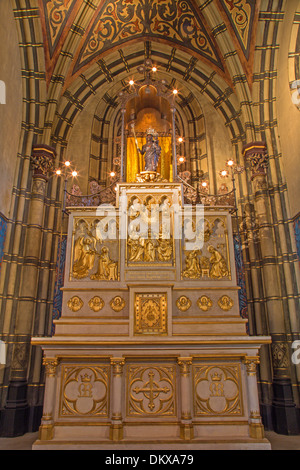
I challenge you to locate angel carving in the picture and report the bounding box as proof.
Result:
[72,235,97,279]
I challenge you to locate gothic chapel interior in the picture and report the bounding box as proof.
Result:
[0,0,300,449]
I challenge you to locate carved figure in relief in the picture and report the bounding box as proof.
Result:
[91,246,118,281]
[128,236,145,262]
[157,237,173,261]
[183,249,202,279]
[144,239,156,262]
[208,245,229,279]
[138,134,161,172]
[73,236,97,279]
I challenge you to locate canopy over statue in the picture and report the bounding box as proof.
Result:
[138,133,161,172]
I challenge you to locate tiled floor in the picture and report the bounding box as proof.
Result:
[0,431,299,450]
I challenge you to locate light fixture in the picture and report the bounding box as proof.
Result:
[71,170,78,177]
[56,169,62,175]
[178,156,186,164]
[178,137,184,143]
[64,160,71,167]
[220,169,229,178]
[152,66,157,72]
[173,89,178,95]
[226,159,235,167]
[110,171,116,177]
[129,79,135,86]
[201,181,208,188]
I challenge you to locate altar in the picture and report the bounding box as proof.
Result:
[32,180,271,449]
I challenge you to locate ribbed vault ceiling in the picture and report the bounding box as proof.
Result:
[34,0,258,154]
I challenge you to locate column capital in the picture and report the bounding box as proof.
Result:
[177,357,192,376]
[31,144,56,181]
[110,358,125,375]
[243,356,260,376]
[42,357,59,377]
[243,142,269,179]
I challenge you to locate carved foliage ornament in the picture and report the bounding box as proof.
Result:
[31,145,56,179]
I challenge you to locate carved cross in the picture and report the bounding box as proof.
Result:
[133,371,170,411]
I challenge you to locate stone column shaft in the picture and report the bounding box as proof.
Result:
[178,357,193,440]
[38,358,59,441]
[110,358,125,441]
[243,142,299,435]
[244,357,265,439]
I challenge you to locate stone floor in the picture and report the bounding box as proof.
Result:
[0,431,299,450]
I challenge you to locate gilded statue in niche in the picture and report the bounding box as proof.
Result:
[208,245,229,279]
[91,246,118,281]
[73,235,97,279]
[138,133,161,172]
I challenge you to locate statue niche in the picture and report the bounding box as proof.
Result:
[125,85,172,183]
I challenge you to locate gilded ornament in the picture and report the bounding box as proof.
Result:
[88,296,104,312]
[67,296,83,312]
[183,249,202,279]
[110,296,125,312]
[176,296,191,312]
[194,365,241,416]
[73,235,97,279]
[197,295,213,312]
[134,293,167,335]
[127,236,145,262]
[90,246,118,281]
[208,245,229,279]
[157,237,173,261]
[128,366,175,416]
[60,366,109,417]
[218,295,233,311]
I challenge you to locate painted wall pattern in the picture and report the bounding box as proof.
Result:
[294,214,300,262]
[52,235,67,335]
[0,214,7,273]
[233,233,248,324]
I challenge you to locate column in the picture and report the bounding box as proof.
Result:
[38,358,59,441]
[243,142,299,435]
[110,358,125,441]
[243,356,265,439]
[1,145,56,436]
[177,357,193,440]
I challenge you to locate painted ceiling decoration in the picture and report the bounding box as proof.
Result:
[37,0,259,89]
[73,0,224,74]
[219,0,256,60]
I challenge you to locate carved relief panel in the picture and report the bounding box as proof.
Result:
[70,216,120,281]
[59,365,110,418]
[134,292,168,335]
[126,194,175,267]
[193,364,243,416]
[127,364,176,417]
[181,214,231,281]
